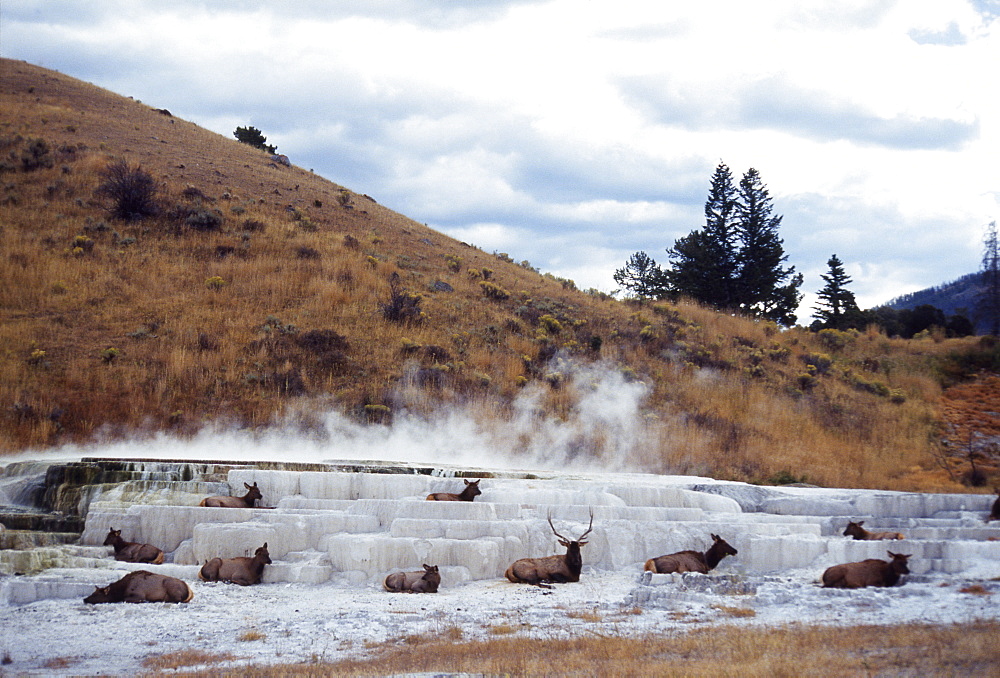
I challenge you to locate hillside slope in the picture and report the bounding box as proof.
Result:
[0,58,994,492]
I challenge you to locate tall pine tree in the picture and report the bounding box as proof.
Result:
[976,220,1000,336]
[812,254,862,330]
[733,168,802,325]
[664,162,740,308]
[616,162,803,325]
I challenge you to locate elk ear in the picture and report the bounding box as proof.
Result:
[711,533,720,541]
[857,520,864,526]
[245,482,252,489]
[262,542,268,549]
[464,479,471,486]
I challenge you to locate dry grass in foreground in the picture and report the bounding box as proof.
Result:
[151,620,1000,677]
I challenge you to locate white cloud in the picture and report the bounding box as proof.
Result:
[3,0,998,312]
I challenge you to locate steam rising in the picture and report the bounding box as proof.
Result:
[9,360,664,473]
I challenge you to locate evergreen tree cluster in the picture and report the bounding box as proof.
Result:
[233,125,277,154]
[615,162,803,325]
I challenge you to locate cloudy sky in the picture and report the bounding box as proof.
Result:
[4,1,999,318]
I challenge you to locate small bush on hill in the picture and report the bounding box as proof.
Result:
[185,208,224,232]
[96,159,159,221]
[381,273,424,324]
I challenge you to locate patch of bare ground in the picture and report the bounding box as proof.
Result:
[149,621,1000,677]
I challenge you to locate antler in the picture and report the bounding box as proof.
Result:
[547,509,594,544]
[547,512,571,544]
[577,509,594,544]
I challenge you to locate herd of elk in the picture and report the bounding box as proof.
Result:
[427,478,482,501]
[84,570,193,604]
[505,512,593,585]
[822,551,911,589]
[103,527,164,564]
[199,542,272,586]
[199,481,263,508]
[842,520,904,541]
[85,474,1000,603]
[383,564,441,593]
[644,534,738,574]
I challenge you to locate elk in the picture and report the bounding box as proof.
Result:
[822,551,911,588]
[426,478,482,501]
[986,488,1000,522]
[842,520,904,541]
[383,564,441,593]
[644,534,738,574]
[505,511,593,585]
[84,570,192,604]
[199,542,271,586]
[103,527,164,564]
[200,481,262,508]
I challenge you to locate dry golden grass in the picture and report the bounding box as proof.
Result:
[2,58,998,493]
[238,629,267,642]
[141,649,238,670]
[150,621,1000,677]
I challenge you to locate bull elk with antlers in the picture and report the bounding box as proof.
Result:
[505,511,593,585]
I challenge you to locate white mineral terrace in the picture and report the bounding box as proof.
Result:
[2,459,999,674]
[2,461,998,601]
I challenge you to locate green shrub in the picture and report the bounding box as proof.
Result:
[539,314,562,334]
[801,352,833,375]
[479,281,510,301]
[186,208,224,232]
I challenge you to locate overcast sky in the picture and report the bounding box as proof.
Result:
[3,1,999,318]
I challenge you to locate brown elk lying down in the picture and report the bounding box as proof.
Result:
[383,564,441,593]
[84,570,193,604]
[505,512,593,585]
[842,520,904,541]
[427,478,482,501]
[200,481,262,508]
[822,551,911,588]
[199,542,271,586]
[103,527,164,564]
[644,534,738,574]
[986,488,1000,522]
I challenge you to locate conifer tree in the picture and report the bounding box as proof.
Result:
[664,162,740,307]
[976,220,1000,336]
[616,163,802,325]
[733,168,802,325]
[812,254,862,330]
[234,125,277,154]
[613,251,667,299]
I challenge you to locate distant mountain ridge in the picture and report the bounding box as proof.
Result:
[883,272,986,332]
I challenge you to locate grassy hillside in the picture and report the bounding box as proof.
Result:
[1,58,996,492]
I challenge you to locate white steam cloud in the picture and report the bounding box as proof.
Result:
[6,360,666,474]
